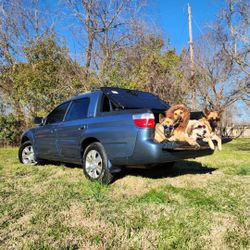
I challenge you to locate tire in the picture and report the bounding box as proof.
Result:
[82,142,114,184]
[145,162,175,169]
[18,141,38,165]
[160,162,176,168]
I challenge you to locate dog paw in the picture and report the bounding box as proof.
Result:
[192,143,200,149]
[188,141,200,149]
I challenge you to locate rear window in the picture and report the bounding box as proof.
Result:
[101,87,169,110]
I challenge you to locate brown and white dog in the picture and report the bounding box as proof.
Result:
[186,120,215,150]
[199,108,223,150]
[165,104,200,148]
[154,114,175,143]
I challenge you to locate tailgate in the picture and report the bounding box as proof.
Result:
[163,137,232,151]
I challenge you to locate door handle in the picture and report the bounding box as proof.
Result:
[78,125,87,130]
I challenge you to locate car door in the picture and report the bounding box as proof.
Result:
[56,98,90,162]
[34,102,70,160]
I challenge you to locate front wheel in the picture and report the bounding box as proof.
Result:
[18,141,38,165]
[82,142,114,184]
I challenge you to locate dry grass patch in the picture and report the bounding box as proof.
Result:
[203,212,249,250]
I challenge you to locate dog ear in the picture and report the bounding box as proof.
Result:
[218,109,224,116]
[204,106,210,116]
[159,114,165,123]
[186,120,195,135]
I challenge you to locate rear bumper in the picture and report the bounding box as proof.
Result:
[162,137,232,151]
[126,140,214,166]
[112,130,232,166]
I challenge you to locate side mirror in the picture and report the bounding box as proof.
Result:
[33,116,43,125]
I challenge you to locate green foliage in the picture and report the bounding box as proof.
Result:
[0,113,22,146]
[0,34,190,132]
[12,38,89,115]
[1,37,96,120]
[102,35,189,104]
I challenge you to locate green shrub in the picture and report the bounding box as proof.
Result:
[0,114,22,146]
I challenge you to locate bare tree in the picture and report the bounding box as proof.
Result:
[193,0,250,109]
[194,33,248,110]
[214,0,250,76]
[0,0,56,66]
[0,0,57,123]
[65,0,145,71]
[66,0,98,69]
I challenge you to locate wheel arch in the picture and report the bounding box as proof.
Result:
[80,137,100,157]
[21,135,31,144]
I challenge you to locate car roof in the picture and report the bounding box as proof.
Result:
[63,90,101,103]
[100,87,169,110]
[62,87,169,110]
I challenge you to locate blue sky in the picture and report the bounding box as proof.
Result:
[56,0,226,65]
[50,0,225,58]
[146,0,224,52]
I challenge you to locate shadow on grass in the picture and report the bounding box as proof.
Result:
[113,161,216,182]
[41,160,216,183]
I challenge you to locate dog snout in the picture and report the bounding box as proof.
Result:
[210,120,218,129]
[164,129,171,136]
[164,127,173,136]
[176,116,183,123]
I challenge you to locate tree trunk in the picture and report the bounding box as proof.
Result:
[86,29,94,69]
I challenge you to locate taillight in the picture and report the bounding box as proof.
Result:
[132,113,155,128]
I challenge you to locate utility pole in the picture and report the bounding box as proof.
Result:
[188,3,196,110]
[35,0,39,41]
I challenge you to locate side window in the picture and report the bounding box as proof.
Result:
[101,95,111,112]
[46,102,69,124]
[100,94,117,112]
[65,98,90,121]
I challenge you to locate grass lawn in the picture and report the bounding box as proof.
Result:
[0,139,249,249]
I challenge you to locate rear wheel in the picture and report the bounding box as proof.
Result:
[159,162,176,168]
[82,142,114,184]
[19,141,38,165]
